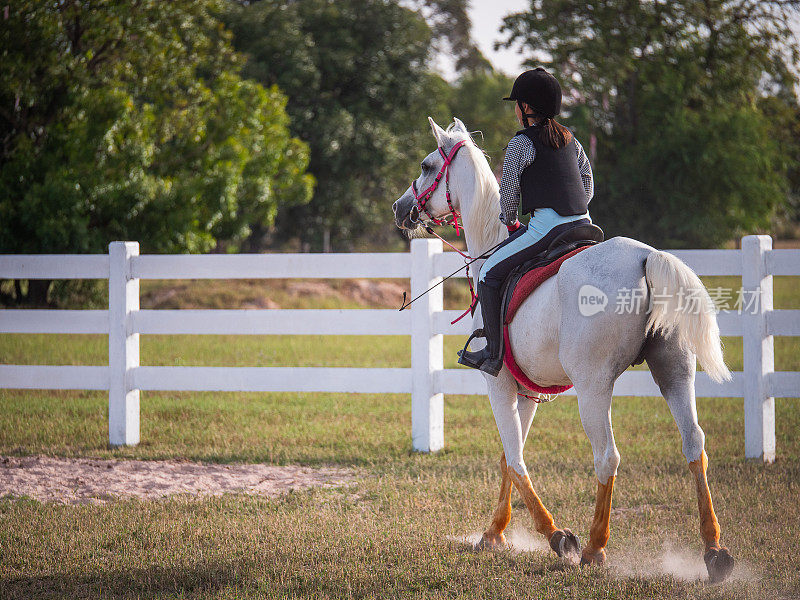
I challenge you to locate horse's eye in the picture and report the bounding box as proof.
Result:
[421,162,431,173]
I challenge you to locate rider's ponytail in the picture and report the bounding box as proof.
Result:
[538,117,572,149]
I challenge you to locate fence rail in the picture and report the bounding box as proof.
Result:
[1,236,798,460]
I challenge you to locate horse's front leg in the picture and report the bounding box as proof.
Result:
[479,395,539,549]
[477,451,512,549]
[481,377,580,558]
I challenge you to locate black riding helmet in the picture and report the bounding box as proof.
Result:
[504,67,562,127]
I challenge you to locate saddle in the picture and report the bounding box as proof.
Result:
[499,223,604,395]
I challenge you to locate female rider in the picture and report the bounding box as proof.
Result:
[458,68,595,376]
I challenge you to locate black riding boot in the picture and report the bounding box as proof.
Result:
[457,283,504,376]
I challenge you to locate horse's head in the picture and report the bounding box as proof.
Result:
[393,117,472,231]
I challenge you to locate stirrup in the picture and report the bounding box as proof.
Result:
[457,329,502,376]
[461,328,485,348]
[457,329,485,364]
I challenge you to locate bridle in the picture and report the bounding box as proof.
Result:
[410,139,466,236]
[406,138,481,323]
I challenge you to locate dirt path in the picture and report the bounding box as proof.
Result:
[0,456,354,505]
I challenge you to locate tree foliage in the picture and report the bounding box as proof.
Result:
[502,0,799,247]
[409,0,493,74]
[224,0,451,250]
[0,0,313,259]
[448,71,516,175]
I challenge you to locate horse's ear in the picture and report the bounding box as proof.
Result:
[428,116,446,145]
[453,117,468,133]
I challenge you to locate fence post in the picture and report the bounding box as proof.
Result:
[741,235,775,462]
[410,238,444,452]
[108,241,140,446]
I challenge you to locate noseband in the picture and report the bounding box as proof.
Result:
[411,140,466,236]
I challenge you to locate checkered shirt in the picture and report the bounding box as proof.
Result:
[498,134,594,225]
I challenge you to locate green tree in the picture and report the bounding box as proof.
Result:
[410,0,493,74]
[501,0,799,247]
[449,71,516,175]
[1,1,312,304]
[762,89,800,238]
[225,0,451,251]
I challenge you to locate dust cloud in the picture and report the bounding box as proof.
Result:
[609,542,757,583]
[450,530,757,584]
[447,527,550,554]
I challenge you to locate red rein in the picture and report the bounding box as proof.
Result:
[422,224,477,325]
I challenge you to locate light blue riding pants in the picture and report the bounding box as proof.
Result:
[479,208,591,287]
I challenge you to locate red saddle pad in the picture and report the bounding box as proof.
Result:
[503,245,590,395]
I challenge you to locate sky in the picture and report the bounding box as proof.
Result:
[467,0,529,77]
[450,2,800,82]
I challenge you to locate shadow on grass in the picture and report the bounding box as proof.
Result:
[2,561,247,600]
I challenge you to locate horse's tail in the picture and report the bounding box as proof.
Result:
[644,251,731,383]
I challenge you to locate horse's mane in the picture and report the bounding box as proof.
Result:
[444,124,506,255]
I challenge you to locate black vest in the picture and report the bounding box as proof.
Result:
[517,126,588,217]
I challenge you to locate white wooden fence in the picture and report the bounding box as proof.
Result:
[1,236,798,461]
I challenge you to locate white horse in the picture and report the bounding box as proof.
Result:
[393,117,735,582]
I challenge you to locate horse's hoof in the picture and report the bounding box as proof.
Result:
[579,547,606,566]
[549,528,581,561]
[476,531,506,550]
[704,547,734,583]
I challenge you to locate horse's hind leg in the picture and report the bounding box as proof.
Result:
[646,335,735,583]
[572,378,619,566]
[479,396,538,549]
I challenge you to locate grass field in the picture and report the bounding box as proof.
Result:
[1,274,798,599]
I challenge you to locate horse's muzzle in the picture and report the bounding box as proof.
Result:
[393,193,419,230]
